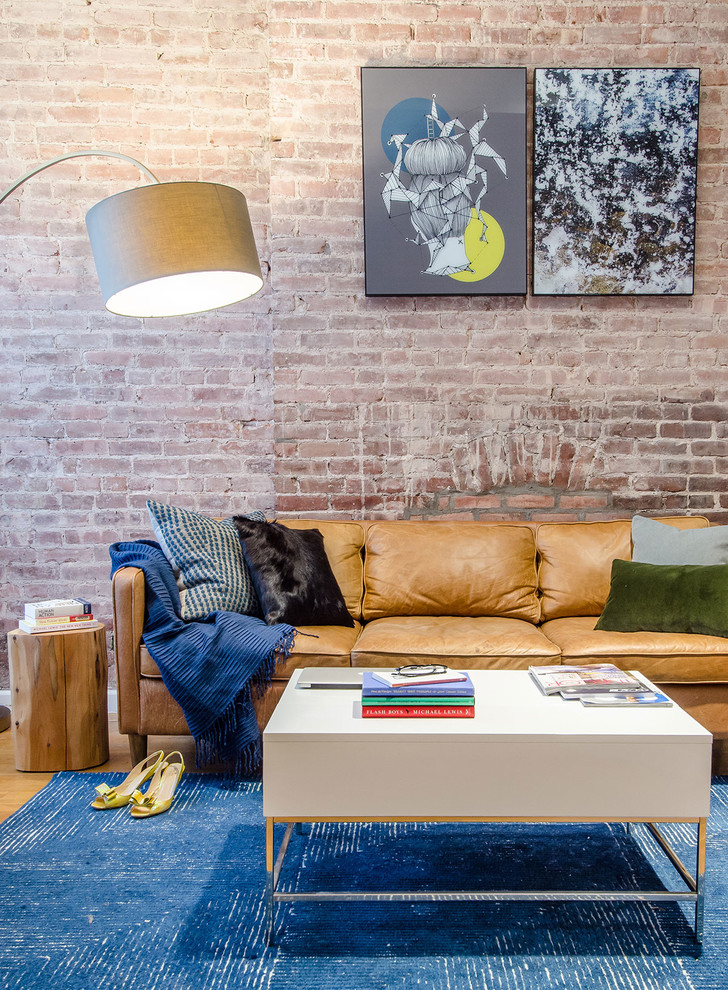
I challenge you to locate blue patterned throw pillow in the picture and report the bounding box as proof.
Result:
[146,500,265,620]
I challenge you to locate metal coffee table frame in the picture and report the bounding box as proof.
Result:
[265,812,707,947]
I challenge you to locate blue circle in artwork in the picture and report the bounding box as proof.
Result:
[380,97,451,171]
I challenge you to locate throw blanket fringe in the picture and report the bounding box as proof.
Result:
[196,627,296,780]
[109,540,296,777]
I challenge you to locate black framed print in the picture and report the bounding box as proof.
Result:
[533,67,700,296]
[361,66,527,296]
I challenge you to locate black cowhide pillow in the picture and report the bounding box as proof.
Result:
[232,517,354,627]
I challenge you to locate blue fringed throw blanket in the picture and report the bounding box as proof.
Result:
[109,540,296,776]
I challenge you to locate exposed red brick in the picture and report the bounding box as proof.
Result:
[557,494,611,510]
[452,495,503,510]
[660,422,714,439]
[505,494,556,509]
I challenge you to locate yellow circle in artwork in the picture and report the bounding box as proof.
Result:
[449,209,506,282]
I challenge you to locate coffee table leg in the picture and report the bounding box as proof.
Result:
[265,817,275,946]
[695,816,707,944]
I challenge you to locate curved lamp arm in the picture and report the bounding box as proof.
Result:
[0,150,159,205]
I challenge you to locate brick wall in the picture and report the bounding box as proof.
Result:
[1,0,727,686]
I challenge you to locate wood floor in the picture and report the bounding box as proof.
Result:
[0,716,197,823]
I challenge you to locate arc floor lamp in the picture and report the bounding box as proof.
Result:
[0,150,264,317]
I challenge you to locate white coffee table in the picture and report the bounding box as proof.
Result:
[263,668,712,945]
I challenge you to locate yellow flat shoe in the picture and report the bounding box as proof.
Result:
[91,750,165,809]
[129,751,185,818]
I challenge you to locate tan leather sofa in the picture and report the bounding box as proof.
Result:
[112,515,728,772]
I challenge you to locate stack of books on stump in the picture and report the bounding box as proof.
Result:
[19,598,98,635]
[361,669,475,719]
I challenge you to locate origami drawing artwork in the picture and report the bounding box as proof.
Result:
[361,67,527,296]
[380,96,508,283]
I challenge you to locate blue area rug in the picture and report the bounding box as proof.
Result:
[1,773,727,989]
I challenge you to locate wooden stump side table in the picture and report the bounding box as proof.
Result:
[8,624,110,771]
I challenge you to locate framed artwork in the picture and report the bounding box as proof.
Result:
[533,67,700,296]
[361,66,527,296]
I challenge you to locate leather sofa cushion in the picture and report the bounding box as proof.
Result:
[140,646,161,678]
[351,615,560,668]
[542,615,728,683]
[274,622,361,678]
[363,522,540,622]
[279,520,364,620]
[141,623,361,680]
[537,516,709,621]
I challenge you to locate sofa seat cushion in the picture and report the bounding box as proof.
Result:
[274,622,361,679]
[351,615,560,668]
[541,616,728,683]
[363,521,540,622]
[140,645,161,678]
[141,624,361,681]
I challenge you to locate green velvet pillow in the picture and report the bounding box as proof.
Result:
[595,558,728,639]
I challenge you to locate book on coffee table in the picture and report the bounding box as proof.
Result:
[529,663,644,696]
[578,690,673,707]
[361,671,475,718]
[363,696,475,707]
[370,669,469,689]
[361,705,475,719]
[363,671,474,698]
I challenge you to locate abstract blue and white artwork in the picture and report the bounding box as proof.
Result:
[362,67,527,296]
[533,68,700,296]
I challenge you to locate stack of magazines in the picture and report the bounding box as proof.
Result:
[528,663,673,707]
[361,669,475,718]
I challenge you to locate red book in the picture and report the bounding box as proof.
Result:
[31,613,94,625]
[361,706,475,718]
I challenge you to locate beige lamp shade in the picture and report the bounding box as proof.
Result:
[85,181,264,317]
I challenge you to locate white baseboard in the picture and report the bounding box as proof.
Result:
[0,689,117,714]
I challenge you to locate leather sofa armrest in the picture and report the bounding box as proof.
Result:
[111,566,146,735]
